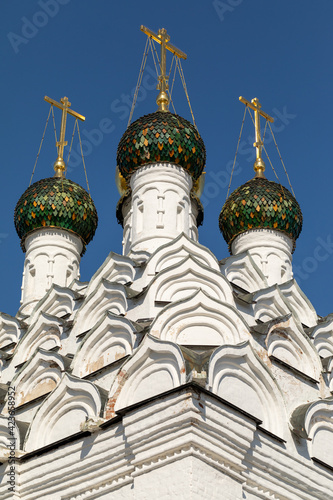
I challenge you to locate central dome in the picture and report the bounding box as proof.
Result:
[117,111,206,181]
[14,177,98,253]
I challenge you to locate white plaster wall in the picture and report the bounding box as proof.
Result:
[231,229,293,286]
[124,163,194,257]
[20,229,82,315]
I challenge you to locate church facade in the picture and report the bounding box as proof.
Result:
[0,27,333,500]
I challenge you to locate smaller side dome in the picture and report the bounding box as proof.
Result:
[219,177,303,252]
[14,177,98,252]
[116,111,206,181]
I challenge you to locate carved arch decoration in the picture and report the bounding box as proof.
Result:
[147,255,234,306]
[85,252,135,297]
[24,373,101,452]
[207,341,287,439]
[11,348,65,407]
[105,334,186,419]
[264,315,322,381]
[0,313,21,350]
[144,233,220,277]
[11,312,64,368]
[70,280,128,337]
[310,316,333,359]
[71,312,136,378]
[252,285,296,324]
[290,397,333,468]
[150,289,250,347]
[279,280,318,328]
[220,251,268,293]
[26,285,79,327]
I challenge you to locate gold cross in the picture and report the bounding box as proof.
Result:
[44,95,85,177]
[239,96,274,178]
[141,25,187,112]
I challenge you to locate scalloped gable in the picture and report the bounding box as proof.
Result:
[279,279,318,328]
[24,373,102,452]
[85,252,136,297]
[207,341,287,439]
[310,315,333,358]
[22,284,79,327]
[252,284,298,324]
[220,251,268,293]
[264,315,322,381]
[146,255,234,306]
[105,334,186,419]
[143,233,220,278]
[70,280,128,337]
[150,289,250,347]
[10,312,64,368]
[290,397,333,468]
[0,313,21,349]
[11,349,65,407]
[71,312,136,378]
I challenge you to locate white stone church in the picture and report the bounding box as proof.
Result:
[0,27,333,499]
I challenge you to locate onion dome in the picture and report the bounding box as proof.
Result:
[219,177,303,253]
[14,177,98,253]
[116,111,206,181]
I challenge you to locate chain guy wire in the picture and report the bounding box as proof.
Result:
[66,118,78,173]
[148,37,160,79]
[127,37,150,128]
[167,54,178,114]
[268,121,295,197]
[76,121,91,196]
[29,106,53,186]
[176,58,196,128]
[51,105,58,144]
[226,105,247,200]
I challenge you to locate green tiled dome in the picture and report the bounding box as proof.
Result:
[117,111,206,181]
[14,177,98,252]
[219,177,302,252]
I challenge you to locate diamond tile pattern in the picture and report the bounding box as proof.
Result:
[219,177,303,252]
[14,177,98,250]
[117,111,206,181]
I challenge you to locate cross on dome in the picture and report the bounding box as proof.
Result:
[44,95,85,177]
[239,96,274,178]
[140,25,187,112]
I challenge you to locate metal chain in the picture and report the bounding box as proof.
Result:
[148,37,160,79]
[66,119,78,173]
[127,37,150,128]
[29,106,52,186]
[76,121,91,196]
[177,58,196,128]
[51,105,58,145]
[262,119,268,143]
[268,121,295,197]
[226,106,247,199]
[261,142,286,198]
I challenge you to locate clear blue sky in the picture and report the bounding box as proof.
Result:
[1,0,333,317]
